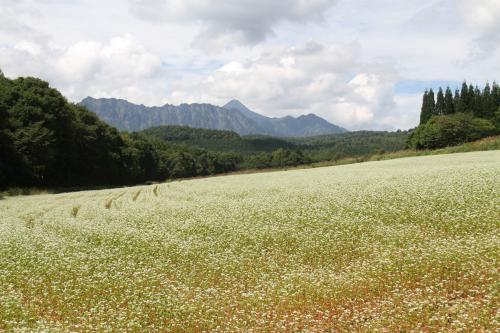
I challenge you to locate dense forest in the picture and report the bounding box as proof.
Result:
[142,126,297,154]
[408,82,500,149]
[142,126,409,169]
[0,72,240,189]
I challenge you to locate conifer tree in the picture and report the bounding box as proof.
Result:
[420,89,437,124]
[428,88,436,116]
[472,86,482,117]
[482,83,496,119]
[444,87,455,115]
[468,84,476,113]
[419,91,431,124]
[457,82,470,113]
[493,82,500,109]
[453,89,461,111]
[436,87,445,115]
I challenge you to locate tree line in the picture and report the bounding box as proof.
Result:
[408,81,500,149]
[143,126,409,166]
[0,72,239,189]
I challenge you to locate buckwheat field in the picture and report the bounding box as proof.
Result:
[0,151,499,332]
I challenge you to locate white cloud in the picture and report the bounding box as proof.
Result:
[1,34,165,104]
[129,0,339,48]
[460,0,500,31]
[0,0,497,131]
[166,42,405,130]
[459,0,500,60]
[0,0,51,55]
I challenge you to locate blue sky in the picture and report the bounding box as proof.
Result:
[0,0,499,130]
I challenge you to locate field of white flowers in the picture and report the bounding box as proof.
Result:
[0,151,499,332]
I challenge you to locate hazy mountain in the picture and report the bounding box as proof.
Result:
[271,113,347,137]
[80,97,347,137]
[223,99,272,127]
[223,99,347,137]
[80,97,264,135]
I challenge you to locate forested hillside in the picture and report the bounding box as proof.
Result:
[141,126,409,169]
[142,126,297,154]
[408,82,500,149]
[0,73,239,189]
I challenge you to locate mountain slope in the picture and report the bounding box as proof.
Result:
[223,99,347,136]
[81,97,347,137]
[80,97,264,134]
[223,99,272,127]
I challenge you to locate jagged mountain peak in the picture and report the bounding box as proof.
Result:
[81,97,347,137]
[224,99,248,110]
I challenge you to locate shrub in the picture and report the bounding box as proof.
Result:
[408,113,497,149]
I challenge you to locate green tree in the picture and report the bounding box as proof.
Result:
[0,72,14,187]
[435,88,445,115]
[271,148,291,168]
[453,89,461,112]
[444,87,455,115]
[420,90,436,124]
[408,113,496,149]
[457,82,471,113]
[492,82,500,109]
[482,83,496,119]
[472,86,483,117]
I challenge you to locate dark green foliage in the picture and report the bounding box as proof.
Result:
[271,149,309,168]
[142,125,297,155]
[444,87,455,115]
[435,88,445,115]
[456,82,471,113]
[287,131,408,160]
[408,113,497,149]
[142,126,409,168]
[0,75,239,189]
[481,83,495,119]
[412,81,500,149]
[420,90,436,124]
[143,125,240,142]
[493,82,500,108]
[453,89,461,111]
[472,86,482,117]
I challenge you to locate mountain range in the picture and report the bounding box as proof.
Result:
[80,97,347,137]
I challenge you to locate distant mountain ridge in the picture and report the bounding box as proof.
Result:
[80,97,347,137]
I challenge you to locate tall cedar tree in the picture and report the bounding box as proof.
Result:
[457,82,470,113]
[493,82,500,109]
[420,91,430,124]
[469,84,477,114]
[473,86,482,117]
[453,89,461,111]
[420,89,436,124]
[428,89,436,116]
[482,83,495,119]
[444,87,455,115]
[436,88,445,115]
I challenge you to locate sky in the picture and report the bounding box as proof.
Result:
[0,0,499,130]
